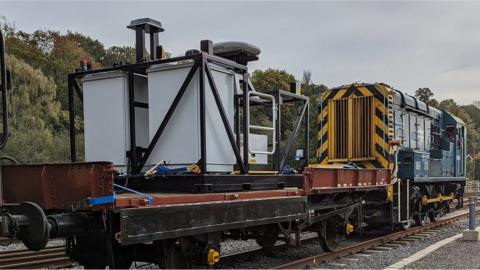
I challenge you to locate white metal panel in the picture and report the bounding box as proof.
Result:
[83,71,128,166]
[82,71,149,168]
[205,66,235,169]
[147,62,235,172]
[248,134,268,164]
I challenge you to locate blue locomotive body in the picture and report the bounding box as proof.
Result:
[392,91,467,182]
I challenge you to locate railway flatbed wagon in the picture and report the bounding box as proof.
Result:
[0,162,390,268]
[0,18,466,269]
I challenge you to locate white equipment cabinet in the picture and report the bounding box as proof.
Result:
[82,71,149,169]
[242,134,268,165]
[147,61,235,172]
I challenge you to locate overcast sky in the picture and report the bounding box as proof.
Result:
[1,1,479,104]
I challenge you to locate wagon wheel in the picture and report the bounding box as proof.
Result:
[112,256,133,269]
[255,225,279,253]
[318,218,342,252]
[162,239,190,269]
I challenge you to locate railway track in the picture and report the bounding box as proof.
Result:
[0,237,17,246]
[221,235,319,260]
[0,245,75,269]
[1,197,478,269]
[272,208,477,269]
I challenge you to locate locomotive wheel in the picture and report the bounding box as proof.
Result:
[414,213,427,226]
[400,220,411,230]
[318,219,342,252]
[255,226,279,253]
[445,202,452,213]
[428,211,438,222]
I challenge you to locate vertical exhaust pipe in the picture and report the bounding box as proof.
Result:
[127,18,164,63]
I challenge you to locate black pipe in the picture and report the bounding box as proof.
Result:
[199,56,207,173]
[135,27,146,63]
[72,79,84,103]
[0,27,8,150]
[279,100,308,172]
[67,53,247,80]
[68,76,76,162]
[242,74,250,172]
[234,96,241,153]
[47,213,89,238]
[127,71,137,169]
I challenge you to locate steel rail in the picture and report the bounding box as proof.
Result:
[272,208,477,269]
[0,237,17,246]
[213,235,320,268]
[0,245,75,269]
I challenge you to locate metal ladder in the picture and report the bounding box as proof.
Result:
[247,90,276,156]
[236,75,276,157]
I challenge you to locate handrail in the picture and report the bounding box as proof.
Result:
[247,91,276,155]
[0,27,9,150]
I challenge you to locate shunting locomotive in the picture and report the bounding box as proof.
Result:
[317,83,466,228]
[0,18,466,268]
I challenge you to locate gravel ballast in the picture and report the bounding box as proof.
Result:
[406,238,480,269]
[217,234,366,269]
[218,219,476,269]
[314,220,473,269]
[0,239,64,252]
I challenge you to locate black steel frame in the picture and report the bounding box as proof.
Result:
[67,41,309,176]
[119,196,307,245]
[0,28,9,150]
[272,90,309,173]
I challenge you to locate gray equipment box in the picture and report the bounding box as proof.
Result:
[146,61,235,172]
[82,71,149,169]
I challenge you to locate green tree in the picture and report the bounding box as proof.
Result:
[250,68,327,166]
[5,29,100,114]
[415,87,433,102]
[463,104,480,129]
[103,46,137,66]
[66,31,106,65]
[251,68,295,93]
[415,87,439,107]
[1,55,75,163]
[301,71,328,163]
[251,68,296,139]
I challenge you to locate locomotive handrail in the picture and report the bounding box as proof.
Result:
[0,27,9,150]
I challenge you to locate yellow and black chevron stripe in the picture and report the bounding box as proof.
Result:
[316,83,394,169]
